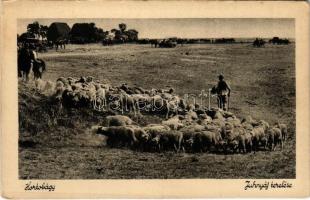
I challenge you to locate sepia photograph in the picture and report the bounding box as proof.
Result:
[1,1,309,198]
[17,18,295,179]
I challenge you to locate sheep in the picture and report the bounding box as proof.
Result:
[275,122,288,141]
[126,125,149,150]
[226,117,241,127]
[192,131,223,153]
[131,94,151,111]
[86,76,94,83]
[159,130,184,152]
[56,77,68,85]
[242,122,254,131]
[76,76,87,83]
[71,82,83,91]
[250,120,269,152]
[266,127,283,151]
[95,126,138,148]
[183,110,198,122]
[179,124,206,152]
[104,84,112,90]
[35,79,55,95]
[85,83,97,103]
[197,116,212,126]
[234,127,253,153]
[203,107,224,121]
[241,115,259,126]
[180,123,205,133]
[120,92,137,115]
[34,78,45,91]
[221,110,235,118]
[106,115,133,127]
[94,86,106,110]
[54,80,65,100]
[162,115,184,130]
[143,124,171,135]
[160,92,174,100]
[132,86,146,94]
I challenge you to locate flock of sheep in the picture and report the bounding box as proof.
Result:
[34,76,288,154]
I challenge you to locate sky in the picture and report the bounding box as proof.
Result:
[18,18,295,39]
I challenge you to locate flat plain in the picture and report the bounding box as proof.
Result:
[19,43,295,179]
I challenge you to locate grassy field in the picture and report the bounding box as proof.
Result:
[19,43,295,179]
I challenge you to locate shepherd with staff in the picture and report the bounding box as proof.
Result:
[210,74,231,111]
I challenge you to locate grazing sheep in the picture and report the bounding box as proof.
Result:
[160,130,184,152]
[180,124,206,152]
[121,92,137,115]
[242,122,254,131]
[221,110,235,118]
[85,83,97,102]
[71,83,83,91]
[266,127,283,151]
[213,110,225,121]
[193,131,223,152]
[250,121,269,152]
[106,115,133,127]
[226,117,241,127]
[54,80,65,99]
[56,77,68,85]
[275,122,288,141]
[35,79,55,95]
[94,86,106,110]
[86,76,94,83]
[164,98,180,119]
[234,127,253,153]
[180,124,205,133]
[183,110,198,122]
[95,126,137,148]
[126,125,149,150]
[143,124,171,134]
[162,115,184,130]
[241,115,258,125]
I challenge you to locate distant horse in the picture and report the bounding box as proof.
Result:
[253,38,265,47]
[150,39,159,48]
[102,38,113,46]
[55,39,67,51]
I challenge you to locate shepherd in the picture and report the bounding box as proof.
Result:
[215,74,231,111]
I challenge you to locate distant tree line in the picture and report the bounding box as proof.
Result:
[17,21,291,48]
[17,21,139,45]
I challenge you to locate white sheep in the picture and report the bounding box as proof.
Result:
[162,115,184,130]
[106,115,134,127]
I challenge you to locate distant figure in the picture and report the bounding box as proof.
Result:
[216,74,231,111]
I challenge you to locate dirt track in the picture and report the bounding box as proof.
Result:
[19,43,295,179]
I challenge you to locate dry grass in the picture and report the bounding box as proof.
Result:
[19,43,295,179]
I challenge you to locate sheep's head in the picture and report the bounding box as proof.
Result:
[151,135,161,145]
[184,138,194,149]
[141,132,151,142]
[229,140,239,150]
[91,125,101,134]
